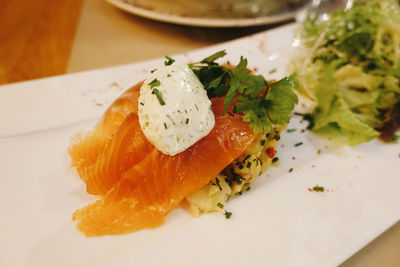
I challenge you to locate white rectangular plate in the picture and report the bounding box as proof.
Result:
[1,24,399,267]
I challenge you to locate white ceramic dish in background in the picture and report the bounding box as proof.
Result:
[105,0,307,27]
[0,24,399,267]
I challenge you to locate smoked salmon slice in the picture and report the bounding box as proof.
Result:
[69,82,142,181]
[70,83,256,236]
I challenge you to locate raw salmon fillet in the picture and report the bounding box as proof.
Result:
[70,82,256,236]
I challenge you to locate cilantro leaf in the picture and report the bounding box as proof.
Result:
[242,108,272,134]
[265,75,299,124]
[188,53,298,134]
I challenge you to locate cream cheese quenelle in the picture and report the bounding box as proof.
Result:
[138,63,215,156]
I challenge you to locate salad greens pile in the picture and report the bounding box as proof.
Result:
[292,0,400,144]
[188,51,299,134]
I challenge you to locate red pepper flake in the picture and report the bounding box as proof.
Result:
[253,67,258,72]
[266,147,276,158]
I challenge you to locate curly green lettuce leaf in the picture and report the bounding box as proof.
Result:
[292,0,400,143]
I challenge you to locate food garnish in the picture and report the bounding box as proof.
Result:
[139,63,215,156]
[189,51,299,134]
[308,185,324,192]
[292,0,400,144]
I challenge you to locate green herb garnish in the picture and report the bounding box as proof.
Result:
[294,142,303,147]
[225,211,232,219]
[189,50,299,134]
[217,202,224,209]
[152,89,166,105]
[148,78,160,89]
[242,155,251,162]
[164,56,175,66]
[313,186,324,192]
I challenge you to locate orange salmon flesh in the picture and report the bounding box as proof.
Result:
[69,82,256,236]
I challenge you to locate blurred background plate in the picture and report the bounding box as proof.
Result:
[106,0,309,27]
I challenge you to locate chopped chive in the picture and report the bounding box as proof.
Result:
[167,73,171,77]
[246,186,251,191]
[150,69,157,73]
[230,168,242,184]
[313,186,324,192]
[272,157,279,163]
[242,155,251,162]
[164,56,175,66]
[228,111,234,117]
[268,68,277,74]
[185,118,189,124]
[225,211,232,219]
[246,162,251,168]
[152,89,166,105]
[95,103,103,106]
[164,122,167,129]
[235,162,244,169]
[287,129,296,133]
[266,133,270,138]
[217,202,224,209]
[260,139,266,146]
[139,102,144,106]
[195,104,199,111]
[148,78,160,89]
[294,142,303,147]
[317,149,321,154]
[289,168,293,172]
[274,135,281,141]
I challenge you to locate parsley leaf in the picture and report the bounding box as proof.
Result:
[264,74,299,125]
[189,51,299,133]
[242,108,272,134]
